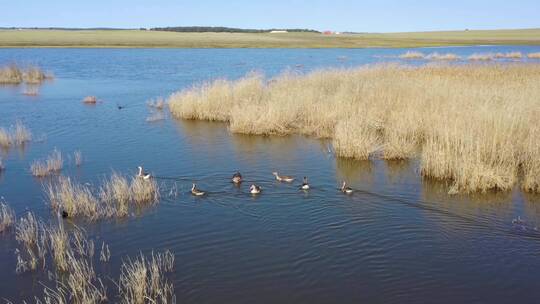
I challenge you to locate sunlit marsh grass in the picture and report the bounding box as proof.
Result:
[46,173,160,220]
[0,64,51,84]
[0,201,15,233]
[6,210,176,302]
[169,63,540,194]
[0,121,32,148]
[31,149,63,177]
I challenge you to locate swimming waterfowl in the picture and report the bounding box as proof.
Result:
[191,183,206,196]
[300,177,310,190]
[341,181,353,194]
[137,166,151,180]
[272,172,294,182]
[232,171,242,184]
[61,210,69,218]
[250,184,262,194]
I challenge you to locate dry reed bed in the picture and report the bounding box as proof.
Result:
[31,149,63,177]
[399,51,540,61]
[0,201,15,232]
[169,63,540,194]
[0,121,32,148]
[118,250,175,304]
[46,173,159,220]
[0,64,52,84]
[83,96,98,104]
[8,208,175,303]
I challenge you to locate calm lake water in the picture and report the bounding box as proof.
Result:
[1,46,540,303]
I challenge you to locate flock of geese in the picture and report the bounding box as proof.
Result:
[137,166,354,196]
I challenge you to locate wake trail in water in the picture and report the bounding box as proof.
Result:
[155,174,540,241]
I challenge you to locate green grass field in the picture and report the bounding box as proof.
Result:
[1,28,540,48]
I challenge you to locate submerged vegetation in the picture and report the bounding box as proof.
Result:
[0,64,52,84]
[169,63,540,194]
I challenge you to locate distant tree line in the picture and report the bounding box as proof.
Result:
[150,26,320,33]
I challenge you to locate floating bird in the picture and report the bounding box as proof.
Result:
[232,171,242,184]
[61,210,69,218]
[137,166,151,180]
[272,172,294,182]
[300,177,310,190]
[512,216,525,225]
[191,183,206,196]
[250,184,262,194]
[117,104,125,110]
[341,181,353,194]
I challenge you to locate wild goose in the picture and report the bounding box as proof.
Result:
[300,177,310,190]
[191,183,206,196]
[272,172,294,182]
[341,181,353,194]
[137,166,151,180]
[250,184,262,194]
[232,171,242,184]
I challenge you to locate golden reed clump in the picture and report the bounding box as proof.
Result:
[0,64,52,84]
[0,121,32,148]
[0,201,15,233]
[31,149,63,177]
[169,63,540,194]
[46,173,159,220]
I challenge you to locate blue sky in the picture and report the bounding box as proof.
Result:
[1,0,539,32]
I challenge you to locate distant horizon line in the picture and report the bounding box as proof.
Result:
[0,26,539,34]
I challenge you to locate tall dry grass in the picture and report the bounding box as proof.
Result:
[31,149,63,177]
[119,250,175,304]
[0,121,32,148]
[46,176,100,219]
[148,97,165,110]
[47,172,160,220]
[426,53,460,60]
[0,64,23,84]
[0,128,11,148]
[469,53,494,61]
[0,201,15,232]
[399,51,425,59]
[23,65,50,84]
[13,120,32,145]
[15,212,48,272]
[169,63,540,194]
[100,172,131,217]
[14,218,109,302]
[0,64,51,84]
[74,150,83,166]
[6,210,176,302]
[130,177,160,205]
[495,52,522,59]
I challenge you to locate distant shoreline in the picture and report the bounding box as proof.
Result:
[1,28,540,48]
